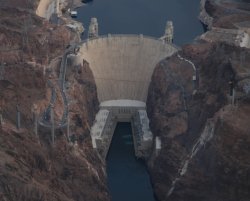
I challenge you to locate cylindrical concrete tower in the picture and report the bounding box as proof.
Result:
[164,20,174,43]
[88,17,99,39]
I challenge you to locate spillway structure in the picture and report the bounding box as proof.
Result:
[75,26,178,158]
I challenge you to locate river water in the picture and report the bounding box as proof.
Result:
[106,123,156,201]
[76,0,203,45]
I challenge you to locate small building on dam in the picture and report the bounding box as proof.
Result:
[75,19,178,158]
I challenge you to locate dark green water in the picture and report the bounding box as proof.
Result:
[76,0,203,45]
[106,123,156,201]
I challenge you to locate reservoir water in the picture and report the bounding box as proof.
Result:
[76,0,203,45]
[106,123,156,201]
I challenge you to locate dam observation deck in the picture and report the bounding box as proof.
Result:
[75,32,178,158]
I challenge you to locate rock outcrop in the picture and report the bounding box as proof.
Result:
[147,41,250,201]
[0,1,109,201]
[199,0,214,30]
[147,1,250,200]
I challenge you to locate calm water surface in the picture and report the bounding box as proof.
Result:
[106,123,156,201]
[76,0,203,45]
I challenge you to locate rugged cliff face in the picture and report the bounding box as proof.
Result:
[147,1,250,200]
[0,2,109,201]
[147,41,250,201]
[204,0,250,29]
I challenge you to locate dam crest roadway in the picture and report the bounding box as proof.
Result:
[73,20,178,158]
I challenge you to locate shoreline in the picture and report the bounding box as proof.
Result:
[198,0,250,48]
[35,0,85,20]
[36,0,85,19]
[36,0,85,37]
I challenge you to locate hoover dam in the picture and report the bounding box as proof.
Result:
[75,33,178,158]
[2,1,250,201]
[77,35,178,102]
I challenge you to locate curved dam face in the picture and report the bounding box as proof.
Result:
[76,35,178,158]
[78,35,178,102]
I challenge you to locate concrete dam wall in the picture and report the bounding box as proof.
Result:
[76,34,178,158]
[77,35,178,102]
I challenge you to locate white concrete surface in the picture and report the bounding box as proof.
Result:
[90,106,153,158]
[36,0,60,19]
[77,35,178,102]
[155,136,162,150]
[239,32,249,48]
[137,110,152,141]
[100,99,146,108]
[91,109,109,139]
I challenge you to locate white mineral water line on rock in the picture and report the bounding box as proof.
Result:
[166,119,215,198]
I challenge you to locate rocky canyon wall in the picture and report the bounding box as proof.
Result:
[0,1,109,201]
[147,1,250,200]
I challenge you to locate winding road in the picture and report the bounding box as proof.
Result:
[177,53,199,91]
[39,45,78,129]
